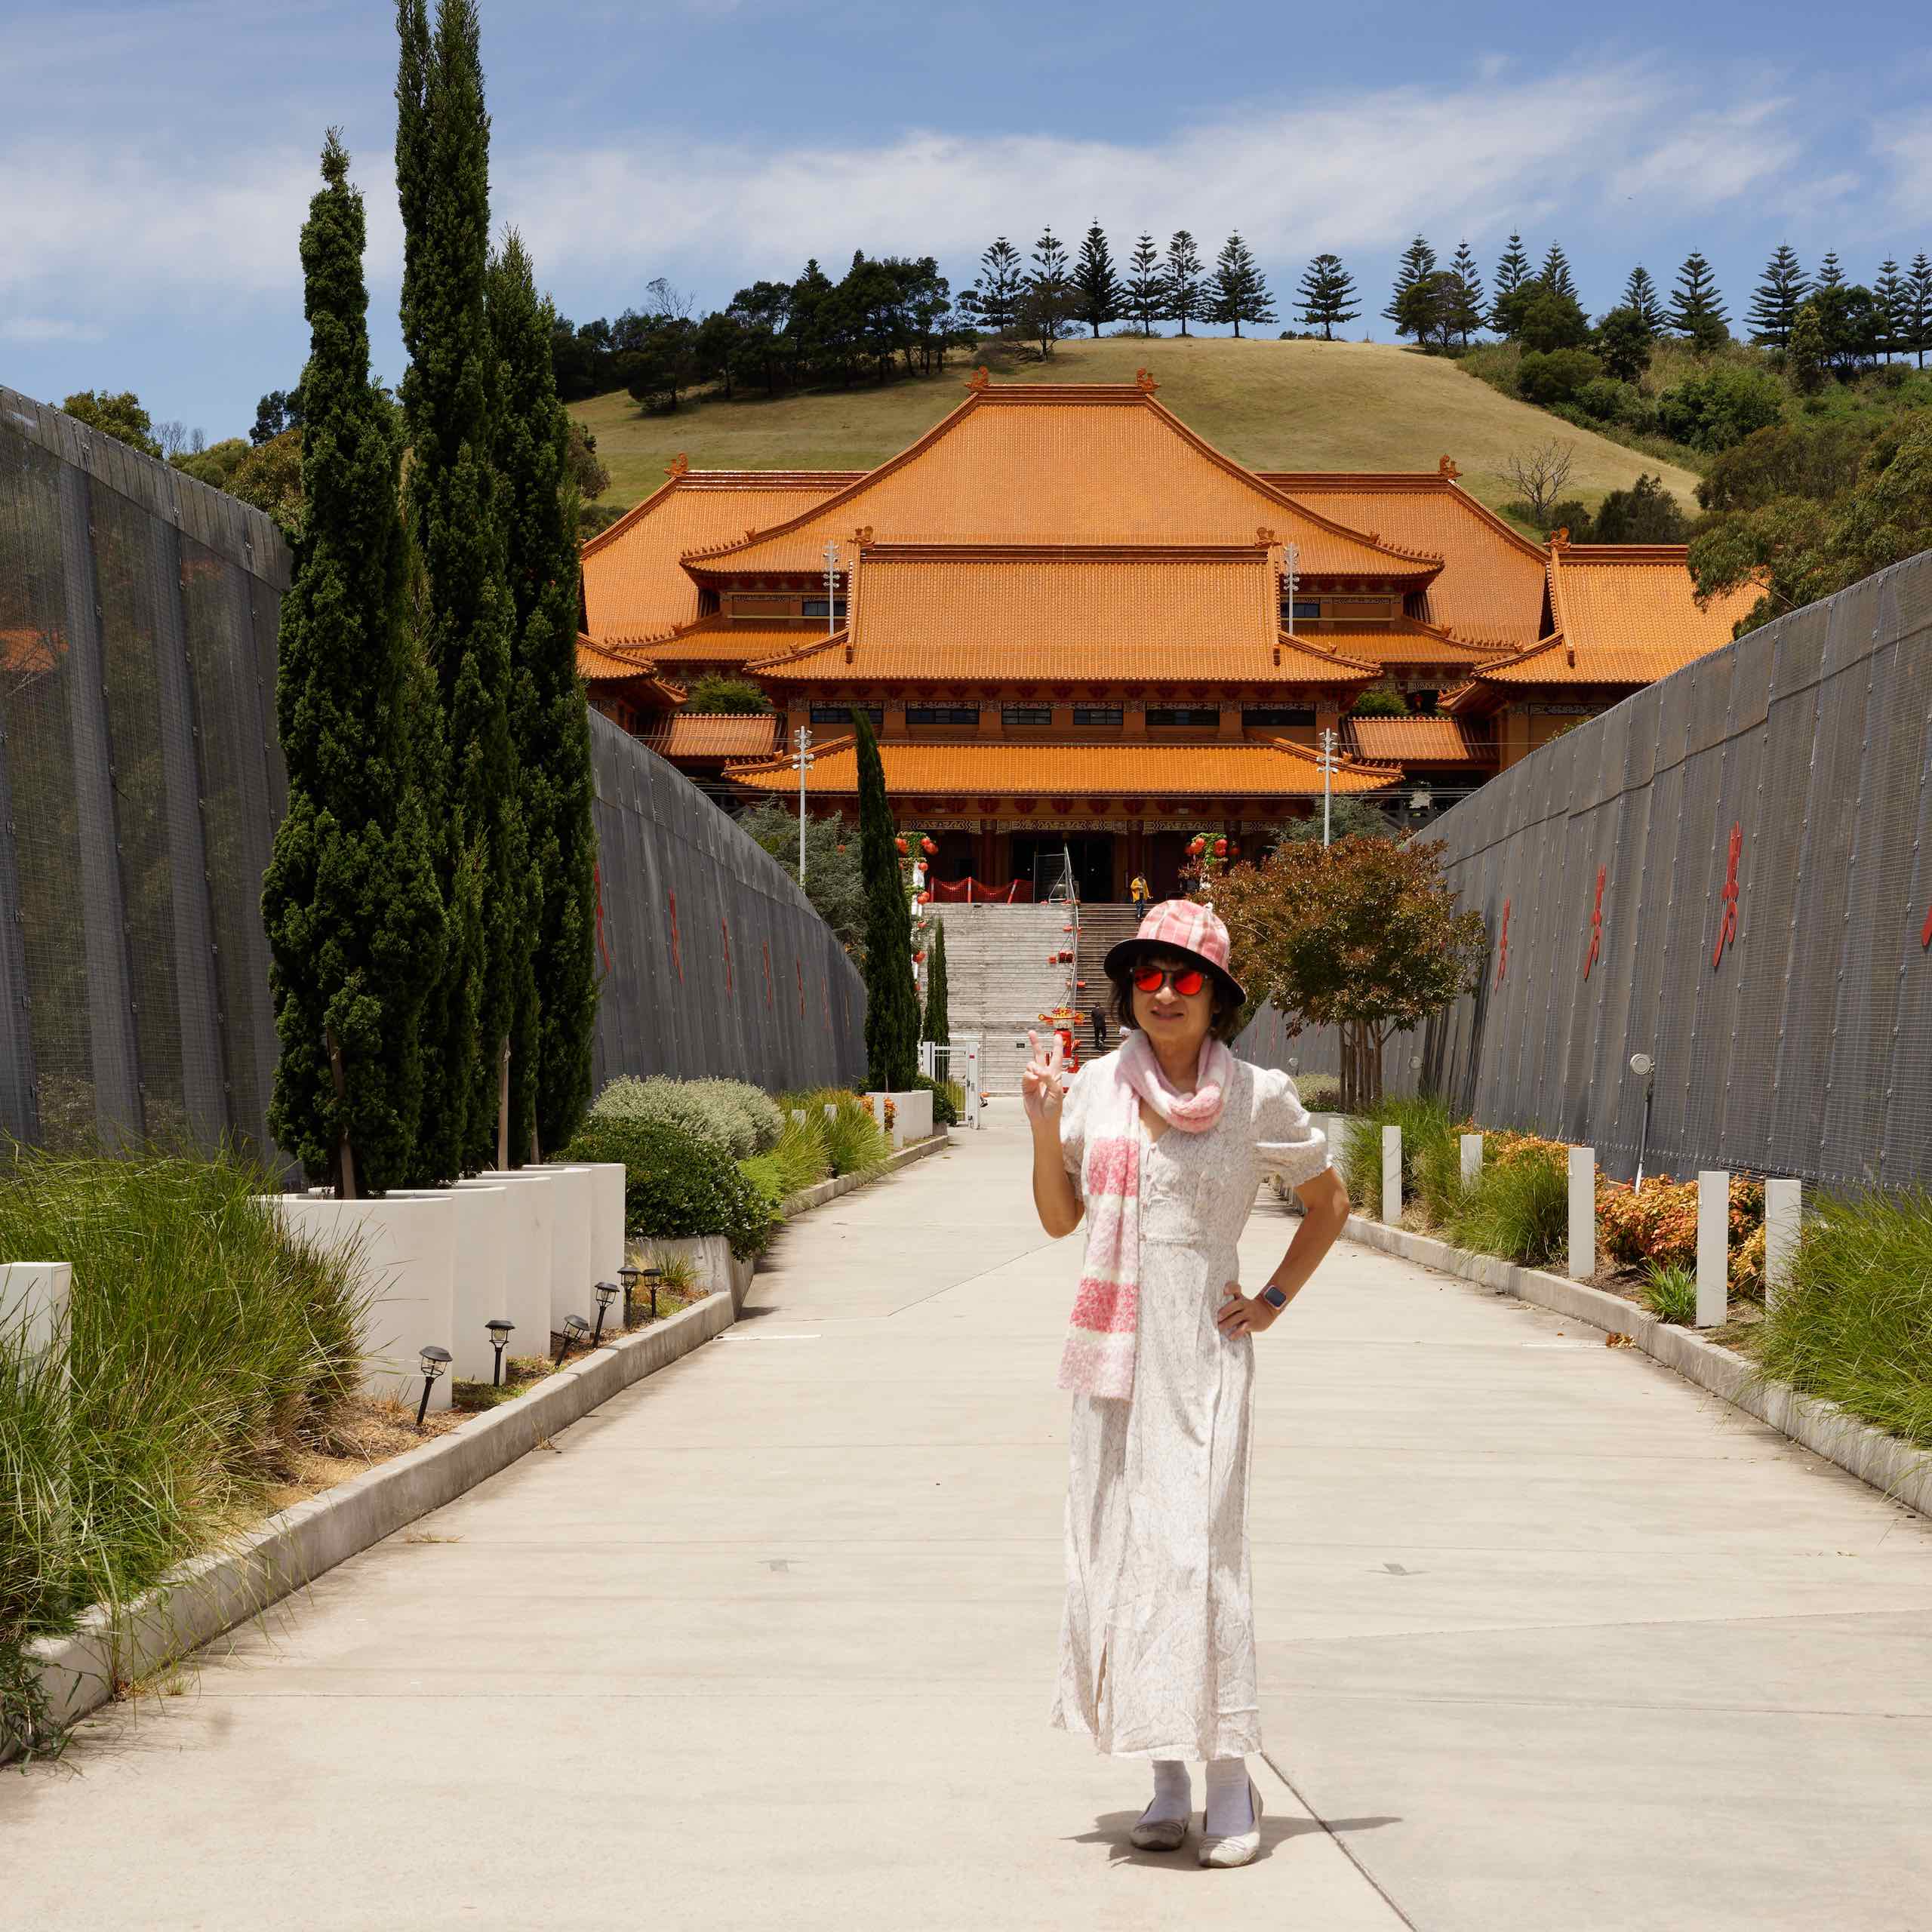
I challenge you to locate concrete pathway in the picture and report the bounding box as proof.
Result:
[6,1112,1932,1930]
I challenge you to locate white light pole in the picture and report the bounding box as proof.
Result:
[792,725,814,882]
[1281,540,1300,632]
[1318,726,1339,845]
[822,539,841,636]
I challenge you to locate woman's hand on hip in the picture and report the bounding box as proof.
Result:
[1217,1281,1278,1339]
[1022,1029,1068,1128]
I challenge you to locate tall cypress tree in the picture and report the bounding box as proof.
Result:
[1295,254,1360,340]
[488,228,598,1160]
[853,709,918,1091]
[395,0,528,1179]
[1538,243,1577,303]
[1623,265,1665,334]
[921,919,950,1048]
[1073,221,1123,338]
[1815,251,1845,289]
[1447,240,1485,346]
[1210,232,1275,337]
[1668,251,1729,350]
[1125,233,1164,336]
[1904,254,1932,369]
[1162,230,1207,335]
[1747,244,1808,347]
[1490,232,1531,329]
[1875,258,1907,361]
[263,132,442,1197]
[1384,235,1436,327]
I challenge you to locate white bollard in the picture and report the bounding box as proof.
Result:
[1567,1146,1596,1281]
[1697,1171,1729,1327]
[790,1109,805,1128]
[1764,1178,1801,1312]
[824,1102,838,1124]
[1382,1124,1402,1224]
[1460,1133,1484,1191]
[1,1260,69,1361]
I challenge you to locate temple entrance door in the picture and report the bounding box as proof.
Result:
[932,831,975,884]
[1146,831,1188,900]
[1008,833,1116,903]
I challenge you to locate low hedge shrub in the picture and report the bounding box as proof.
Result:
[912,1072,958,1128]
[561,1117,779,1259]
[589,1075,783,1158]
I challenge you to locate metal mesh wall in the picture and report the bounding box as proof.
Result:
[0,384,867,1163]
[1237,547,1932,1188]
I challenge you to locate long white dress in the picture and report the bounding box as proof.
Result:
[1048,1052,1331,1761]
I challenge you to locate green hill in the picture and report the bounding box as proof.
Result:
[569,335,1706,525]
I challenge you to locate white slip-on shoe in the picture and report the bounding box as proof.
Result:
[1128,1804,1190,1852]
[1197,1775,1263,1868]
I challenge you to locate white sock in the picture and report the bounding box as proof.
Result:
[1140,1758,1192,1826]
[1204,1755,1252,1834]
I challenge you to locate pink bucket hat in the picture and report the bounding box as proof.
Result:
[1102,898,1246,1004]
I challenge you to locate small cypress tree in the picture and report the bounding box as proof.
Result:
[1162,230,1207,335]
[1125,232,1164,337]
[1787,299,1829,395]
[1538,243,1577,303]
[1490,232,1531,331]
[921,918,951,1048]
[1622,265,1666,334]
[1668,251,1730,351]
[1021,226,1075,358]
[963,236,1023,334]
[1747,244,1809,347]
[1073,221,1123,339]
[1875,258,1908,361]
[488,228,598,1160]
[1210,232,1275,337]
[1447,240,1485,346]
[263,132,443,1196]
[1905,254,1932,369]
[396,0,530,1179]
[1384,234,1436,327]
[853,709,918,1091]
[1815,251,1845,289]
[1295,254,1360,340]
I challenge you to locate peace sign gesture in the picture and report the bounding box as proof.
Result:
[1022,1027,1069,1126]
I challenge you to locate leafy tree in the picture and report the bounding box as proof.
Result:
[1383,234,1436,328]
[1595,305,1654,383]
[1276,795,1397,845]
[1518,284,1590,352]
[1350,683,1410,716]
[1124,232,1164,336]
[1447,240,1485,346]
[263,132,442,1198]
[59,389,161,457]
[1072,221,1122,338]
[1517,347,1601,405]
[251,388,304,445]
[853,709,919,1091]
[227,428,308,540]
[1903,254,1932,368]
[1875,258,1908,361]
[1019,226,1075,358]
[1161,229,1207,335]
[1815,251,1845,289]
[1810,282,1884,376]
[396,0,529,1179]
[1538,243,1577,303]
[1295,253,1360,340]
[1211,232,1275,336]
[962,236,1023,334]
[1668,252,1729,351]
[921,918,950,1046]
[1541,498,1596,542]
[735,802,867,959]
[1395,270,1464,350]
[1695,420,1867,514]
[1621,265,1666,334]
[1746,244,1808,348]
[1592,473,1689,543]
[1786,298,1829,395]
[1490,232,1532,333]
[1212,835,1487,1111]
[1656,364,1785,451]
[623,314,700,411]
[685,673,772,713]
[488,226,598,1161]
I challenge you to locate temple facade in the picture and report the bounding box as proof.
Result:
[576,372,1757,901]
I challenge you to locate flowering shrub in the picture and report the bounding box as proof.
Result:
[1597,1172,1764,1288]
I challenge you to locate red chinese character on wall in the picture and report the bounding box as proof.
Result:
[1583,866,1605,980]
[592,860,612,976]
[1495,898,1511,986]
[721,916,733,995]
[762,938,773,1007]
[1921,898,1932,951]
[1712,822,1742,969]
[667,887,682,981]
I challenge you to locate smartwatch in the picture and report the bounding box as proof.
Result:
[1259,1283,1289,1310]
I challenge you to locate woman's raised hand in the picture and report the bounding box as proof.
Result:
[1021,1028,1068,1127]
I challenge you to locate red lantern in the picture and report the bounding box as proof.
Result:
[914,950,925,963]
[918,890,932,903]
[1189,835,1206,854]
[895,836,907,854]
[920,837,937,855]
[1213,837,1228,857]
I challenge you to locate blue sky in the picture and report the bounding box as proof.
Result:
[5,0,1930,438]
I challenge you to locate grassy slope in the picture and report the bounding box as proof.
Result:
[572,335,1707,519]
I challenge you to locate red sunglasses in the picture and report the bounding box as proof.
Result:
[1132,963,1207,996]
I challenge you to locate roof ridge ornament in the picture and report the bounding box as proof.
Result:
[966,366,990,392]
[1549,526,1570,550]
[1134,368,1158,393]
[666,452,688,477]
[1437,455,1460,480]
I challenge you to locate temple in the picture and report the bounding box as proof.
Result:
[577,373,1757,902]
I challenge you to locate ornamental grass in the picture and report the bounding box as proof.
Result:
[1445,1136,1570,1268]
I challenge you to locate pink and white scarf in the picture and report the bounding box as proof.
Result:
[1058,1028,1234,1400]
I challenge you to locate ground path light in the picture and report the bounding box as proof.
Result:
[415,1345,451,1429]
[557,1314,590,1364]
[618,1263,639,1325]
[486,1318,514,1386]
[592,1281,618,1347]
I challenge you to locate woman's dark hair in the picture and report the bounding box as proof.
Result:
[1108,948,1244,1042]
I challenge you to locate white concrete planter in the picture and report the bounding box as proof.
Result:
[265,1193,457,1411]
[457,1173,553,1367]
[581,1161,627,1287]
[636,1234,738,1305]
[392,1186,508,1385]
[866,1088,933,1149]
[533,1163,598,1333]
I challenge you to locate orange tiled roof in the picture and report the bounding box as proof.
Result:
[1290,617,1515,668]
[1343,716,1495,766]
[575,634,684,706]
[580,466,862,639]
[621,615,833,666]
[641,712,782,761]
[726,732,1397,799]
[681,383,1443,582]
[747,545,1374,686]
[1260,466,1549,651]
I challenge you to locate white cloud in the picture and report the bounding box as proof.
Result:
[0,315,107,343]
[1601,100,1801,208]
[1875,112,1932,212]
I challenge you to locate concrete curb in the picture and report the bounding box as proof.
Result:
[8,1131,951,1762]
[1343,1214,1932,1520]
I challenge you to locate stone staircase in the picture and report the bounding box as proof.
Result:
[1073,903,1145,1021]
[928,903,1081,1092]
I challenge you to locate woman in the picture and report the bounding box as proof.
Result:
[1023,899,1349,1868]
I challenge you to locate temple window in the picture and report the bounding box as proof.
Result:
[1002,704,1052,728]
[1243,706,1317,728]
[801,597,849,619]
[1283,598,1321,622]
[906,703,980,726]
[810,702,884,730]
[1073,705,1123,728]
[1327,596,1393,620]
[731,592,797,617]
[1145,706,1220,727]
